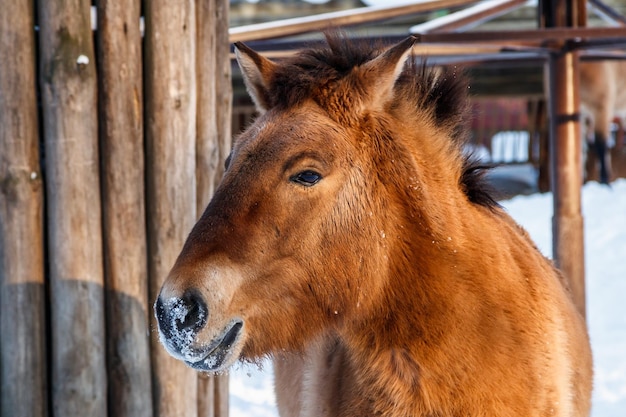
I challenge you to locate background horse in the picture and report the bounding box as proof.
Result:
[580,58,626,184]
[155,33,592,416]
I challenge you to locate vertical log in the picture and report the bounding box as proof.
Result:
[195,0,232,413]
[0,1,47,416]
[193,0,233,413]
[195,0,219,214]
[197,374,215,417]
[37,0,107,416]
[195,0,218,413]
[215,0,233,163]
[96,1,153,416]
[144,0,199,415]
[195,0,232,210]
[548,51,586,316]
[541,0,587,317]
[213,1,233,415]
[214,375,230,417]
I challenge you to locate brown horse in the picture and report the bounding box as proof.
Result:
[155,34,592,416]
[580,58,626,184]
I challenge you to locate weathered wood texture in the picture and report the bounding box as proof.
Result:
[542,0,587,318]
[213,3,234,411]
[196,0,219,213]
[37,0,108,415]
[96,1,153,416]
[144,0,199,415]
[196,1,218,413]
[548,51,587,316]
[0,1,47,416]
[198,374,216,417]
[216,0,234,175]
[196,0,232,413]
[214,374,231,417]
[2,0,233,414]
[195,0,232,211]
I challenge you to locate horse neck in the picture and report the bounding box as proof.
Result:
[336,161,507,412]
[381,114,468,244]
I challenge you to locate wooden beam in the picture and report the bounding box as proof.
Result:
[588,0,626,26]
[416,26,626,44]
[233,42,546,60]
[229,0,479,42]
[410,0,529,34]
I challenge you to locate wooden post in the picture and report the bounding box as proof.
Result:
[195,2,232,415]
[0,1,47,416]
[215,0,233,174]
[194,0,233,414]
[194,0,233,207]
[144,0,199,415]
[196,0,219,213]
[96,1,153,416]
[196,0,218,413]
[547,51,586,316]
[37,0,107,415]
[541,0,587,317]
[213,1,233,415]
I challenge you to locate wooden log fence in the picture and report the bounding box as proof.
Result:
[0,1,47,416]
[0,0,232,416]
[38,0,107,415]
[97,0,152,415]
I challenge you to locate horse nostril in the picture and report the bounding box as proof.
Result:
[176,291,208,333]
[155,290,208,340]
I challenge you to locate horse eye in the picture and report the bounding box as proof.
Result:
[290,170,322,186]
[224,154,232,170]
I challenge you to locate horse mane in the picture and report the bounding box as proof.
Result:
[265,32,499,209]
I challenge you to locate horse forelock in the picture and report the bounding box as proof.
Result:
[266,33,464,128]
[267,34,377,111]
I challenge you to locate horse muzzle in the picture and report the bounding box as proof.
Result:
[155,290,244,372]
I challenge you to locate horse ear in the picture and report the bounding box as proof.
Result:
[234,42,277,113]
[360,36,418,109]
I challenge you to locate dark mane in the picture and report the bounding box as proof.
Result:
[268,34,378,110]
[267,32,499,209]
[396,52,501,209]
[460,159,501,209]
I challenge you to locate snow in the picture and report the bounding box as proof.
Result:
[227,179,626,417]
[491,131,530,163]
[157,297,207,362]
[76,54,89,66]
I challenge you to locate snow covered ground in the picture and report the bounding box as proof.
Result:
[228,178,626,417]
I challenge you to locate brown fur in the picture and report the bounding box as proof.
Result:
[580,59,626,183]
[156,33,592,416]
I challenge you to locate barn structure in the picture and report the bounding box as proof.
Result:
[1,1,625,416]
